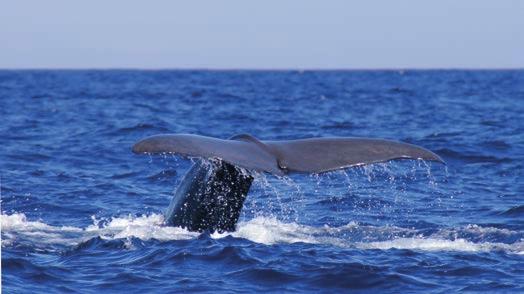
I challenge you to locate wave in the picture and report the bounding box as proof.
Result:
[360,238,519,252]
[0,213,198,248]
[2,213,522,254]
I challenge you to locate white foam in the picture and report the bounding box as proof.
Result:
[358,237,523,252]
[215,216,320,245]
[1,213,82,233]
[458,224,515,236]
[226,217,523,253]
[1,213,522,254]
[1,212,197,247]
[89,214,199,241]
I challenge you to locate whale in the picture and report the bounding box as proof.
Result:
[133,133,444,233]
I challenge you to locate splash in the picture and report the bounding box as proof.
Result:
[2,213,522,254]
[360,238,522,252]
[1,213,198,248]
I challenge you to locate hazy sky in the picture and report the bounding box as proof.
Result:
[1,0,523,69]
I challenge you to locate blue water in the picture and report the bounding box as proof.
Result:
[1,70,523,293]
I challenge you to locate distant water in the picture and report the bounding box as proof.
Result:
[1,70,523,293]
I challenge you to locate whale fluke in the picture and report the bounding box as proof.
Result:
[264,137,444,173]
[133,133,444,233]
[133,133,444,175]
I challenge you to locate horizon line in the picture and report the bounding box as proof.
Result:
[0,67,523,71]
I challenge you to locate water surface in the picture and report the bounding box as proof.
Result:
[1,70,523,292]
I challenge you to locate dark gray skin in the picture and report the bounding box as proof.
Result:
[133,133,444,232]
[164,159,252,233]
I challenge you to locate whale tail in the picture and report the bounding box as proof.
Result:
[133,133,444,175]
[164,159,253,233]
[133,133,444,233]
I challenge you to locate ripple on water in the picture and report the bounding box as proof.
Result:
[1,70,523,293]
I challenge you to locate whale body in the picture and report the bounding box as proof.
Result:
[133,133,444,233]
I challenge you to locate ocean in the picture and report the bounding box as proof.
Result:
[1,70,523,292]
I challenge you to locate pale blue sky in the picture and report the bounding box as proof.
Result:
[1,0,523,69]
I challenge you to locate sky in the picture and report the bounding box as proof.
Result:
[1,0,523,69]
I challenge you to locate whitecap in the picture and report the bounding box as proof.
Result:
[2,213,522,254]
